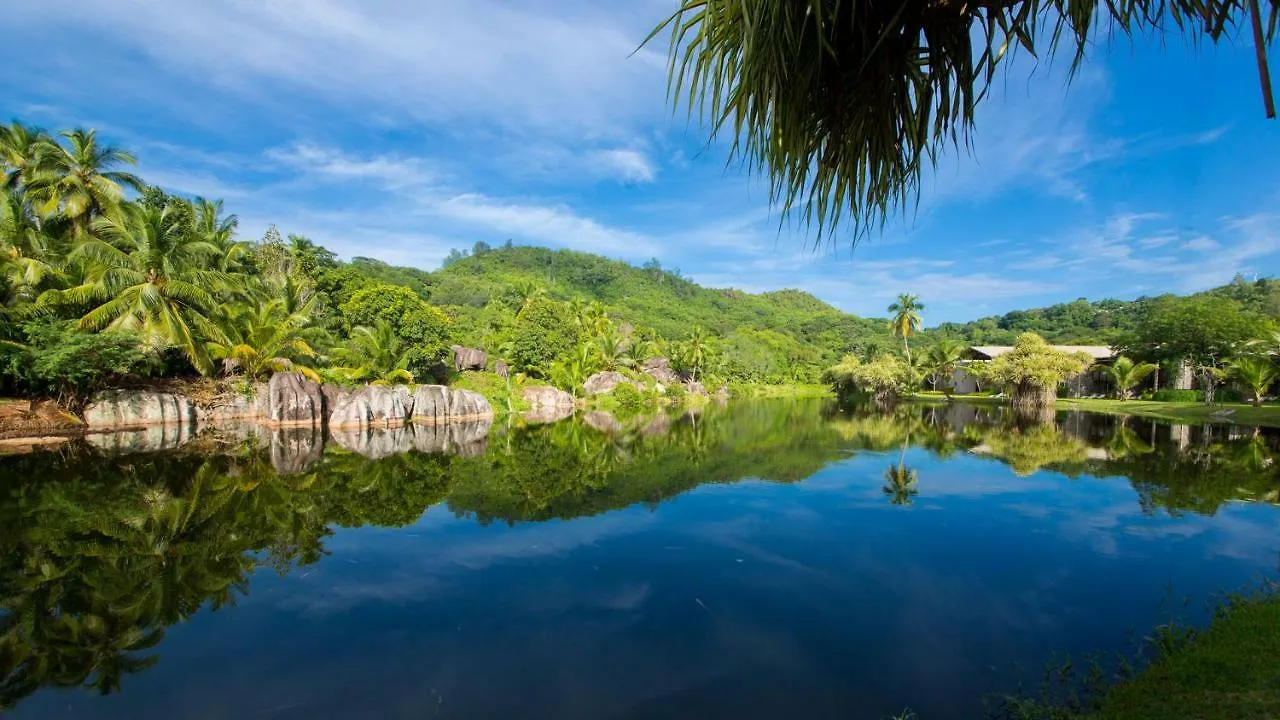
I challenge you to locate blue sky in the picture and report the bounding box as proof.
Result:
[2,1,1277,323]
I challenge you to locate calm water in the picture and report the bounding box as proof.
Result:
[2,400,1278,719]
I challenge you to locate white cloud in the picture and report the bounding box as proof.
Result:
[432,193,659,259]
[592,148,657,183]
[1183,235,1220,252]
[267,143,433,187]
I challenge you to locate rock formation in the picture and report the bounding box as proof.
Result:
[451,345,487,372]
[583,371,642,396]
[264,372,326,426]
[329,385,414,429]
[83,389,198,430]
[642,357,681,385]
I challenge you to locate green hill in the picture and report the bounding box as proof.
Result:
[922,275,1280,346]
[319,243,896,383]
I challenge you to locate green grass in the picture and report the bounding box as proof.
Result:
[449,371,530,414]
[1091,593,1280,720]
[911,390,1005,405]
[1058,398,1280,429]
[731,383,834,399]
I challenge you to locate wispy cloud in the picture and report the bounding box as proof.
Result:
[592,148,657,183]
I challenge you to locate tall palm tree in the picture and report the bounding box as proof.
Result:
[925,339,968,398]
[1227,355,1279,407]
[680,326,712,382]
[647,1,1276,243]
[46,203,227,374]
[0,186,63,306]
[190,198,246,272]
[887,294,924,362]
[1104,356,1159,400]
[27,128,144,238]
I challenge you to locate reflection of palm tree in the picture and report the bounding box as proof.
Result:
[882,463,919,506]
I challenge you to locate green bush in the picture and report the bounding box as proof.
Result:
[664,383,688,402]
[3,321,151,405]
[1151,389,1203,403]
[612,382,644,411]
[1216,388,1244,403]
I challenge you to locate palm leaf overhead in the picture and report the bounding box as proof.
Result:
[648,0,1277,242]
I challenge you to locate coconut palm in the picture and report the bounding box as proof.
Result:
[45,202,227,374]
[330,320,413,385]
[1104,356,1159,400]
[0,186,64,306]
[1227,355,1279,406]
[594,323,633,371]
[209,298,324,381]
[27,128,144,238]
[647,1,1276,243]
[887,294,924,362]
[190,198,247,273]
[0,121,51,191]
[925,339,968,398]
[678,326,713,383]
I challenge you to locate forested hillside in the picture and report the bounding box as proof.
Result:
[922,276,1280,346]
[314,242,897,384]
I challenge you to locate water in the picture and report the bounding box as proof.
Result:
[2,400,1277,719]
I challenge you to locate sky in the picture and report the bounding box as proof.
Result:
[1,1,1277,323]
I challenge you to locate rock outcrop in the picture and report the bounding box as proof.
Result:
[642,357,680,386]
[494,360,510,378]
[685,380,708,396]
[522,385,575,424]
[447,389,493,421]
[265,373,326,426]
[199,386,267,425]
[583,371,641,396]
[451,345,487,372]
[410,385,493,424]
[329,385,414,429]
[84,390,198,430]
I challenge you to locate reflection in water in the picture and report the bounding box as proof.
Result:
[1,400,1278,714]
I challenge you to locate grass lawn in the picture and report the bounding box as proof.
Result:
[733,383,834,399]
[1058,398,1280,429]
[1087,593,1280,720]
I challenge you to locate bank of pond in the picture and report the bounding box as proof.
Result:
[1,398,1277,718]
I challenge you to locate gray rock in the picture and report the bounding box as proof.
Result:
[583,371,641,396]
[329,385,414,429]
[494,360,510,378]
[199,386,267,425]
[447,389,493,420]
[321,384,355,414]
[411,385,451,423]
[685,380,708,396]
[84,389,198,429]
[451,345,487,372]
[523,385,575,410]
[642,357,681,385]
[265,372,325,426]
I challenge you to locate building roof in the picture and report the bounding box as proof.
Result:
[969,345,1116,361]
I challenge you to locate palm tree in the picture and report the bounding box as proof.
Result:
[882,463,919,506]
[594,323,633,371]
[0,121,51,191]
[680,326,712,383]
[0,186,64,306]
[1104,356,1159,400]
[925,339,967,399]
[45,202,227,374]
[190,198,246,272]
[515,280,546,316]
[330,320,413,385]
[647,1,1276,243]
[209,298,324,381]
[887,294,924,362]
[1227,355,1279,406]
[27,129,144,238]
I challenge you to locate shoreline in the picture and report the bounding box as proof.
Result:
[911,392,1280,429]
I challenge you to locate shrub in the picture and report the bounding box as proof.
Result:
[665,383,688,402]
[340,284,453,376]
[611,382,644,411]
[1151,389,1203,403]
[3,321,150,406]
[1216,388,1244,403]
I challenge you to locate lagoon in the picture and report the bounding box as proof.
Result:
[2,400,1277,719]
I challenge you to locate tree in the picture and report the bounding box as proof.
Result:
[674,325,713,382]
[0,122,50,191]
[823,353,910,403]
[647,1,1277,243]
[983,333,1093,408]
[1104,356,1159,401]
[0,186,63,306]
[509,297,581,376]
[1120,296,1263,403]
[887,294,924,362]
[48,203,227,375]
[26,128,144,238]
[330,320,414,385]
[1,320,150,406]
[339,284,452,379]
[209,298,324,381]
[1226,355,1278,406]
[925,338,967,398]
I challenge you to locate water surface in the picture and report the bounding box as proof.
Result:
[2,401,1277,719]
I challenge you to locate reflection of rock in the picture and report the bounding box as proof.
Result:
[332,425,415,459]
[409,420,493,456]
[268,425,325,473]
[451,345,487,372]
[584,410,623,435]
[584,371,642,395]
[642,357,680,385]
[523,405,574,424]
[329,385,414,429]
[265,373,325,426]
[640,413,671,437]
[86,423,196,453]
[84,389,198,429]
